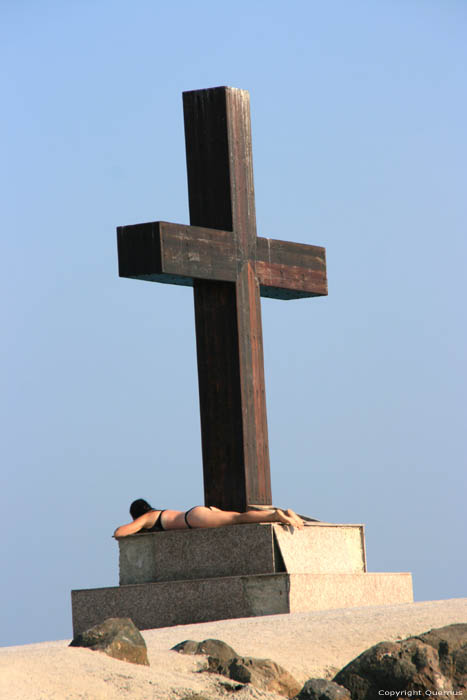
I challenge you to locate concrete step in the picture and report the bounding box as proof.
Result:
[71,571,413,636]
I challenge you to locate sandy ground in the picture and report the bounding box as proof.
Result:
[1,598,466,700]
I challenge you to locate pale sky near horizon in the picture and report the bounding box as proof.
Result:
[1,0,466,647]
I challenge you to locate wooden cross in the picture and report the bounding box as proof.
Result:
[117,87,327,512]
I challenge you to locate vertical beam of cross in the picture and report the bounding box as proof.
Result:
[183,87,271,511]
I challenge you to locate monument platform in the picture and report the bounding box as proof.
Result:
[71,523,413,635]
[118,522,367,584]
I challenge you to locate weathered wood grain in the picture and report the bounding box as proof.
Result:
[116,86,328,512]
[118,223,327,296]
[193,279,246,510]
[184,86,271,510]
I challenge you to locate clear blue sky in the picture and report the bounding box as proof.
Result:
[1,0,466,647]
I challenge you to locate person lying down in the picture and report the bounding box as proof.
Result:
[113,499,305,538]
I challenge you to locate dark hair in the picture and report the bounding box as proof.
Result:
[130,498,154,520]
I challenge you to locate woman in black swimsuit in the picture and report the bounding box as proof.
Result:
[113,498,304,537]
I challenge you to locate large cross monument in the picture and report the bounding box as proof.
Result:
[71,88,413,635]
[117,86,327,512]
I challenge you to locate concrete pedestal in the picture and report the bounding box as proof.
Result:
[118,522,367,584]
[71,522,413,635]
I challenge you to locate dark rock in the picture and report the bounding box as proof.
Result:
[172,637,301,698]
[334,639,445,698]
[208,655,302,698]
[294,678,351,699]
[69,617,149,666]
[334,623,467,699]
[197,638,239,663]
[172,638,238,664]
[415,622,467,689]
[172,639,201,655]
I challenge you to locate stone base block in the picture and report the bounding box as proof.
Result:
[71,572,413,636]
[118,523,367,585]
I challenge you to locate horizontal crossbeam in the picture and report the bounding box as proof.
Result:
[256,237,327,300]
[117,221,327,300]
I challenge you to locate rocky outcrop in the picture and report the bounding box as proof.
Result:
[210,655,302,698]
[173,625,467,699]
[416,622,467,689]
[172,638,238,664]
[333,623,467,699]
[172,637,301,698]
[70,617,149,666]
[294,678,351,699]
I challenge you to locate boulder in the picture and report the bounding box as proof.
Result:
[172,638,238,664]
[294,678,351,699]
[208,655,301,698]
[172,639,201,655]
[334,623,467,699]
[69,617,149,666]
[416,622,467,689]
[172,637,301,698]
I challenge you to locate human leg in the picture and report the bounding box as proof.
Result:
[185,506,303,529]
[236,508,304,528]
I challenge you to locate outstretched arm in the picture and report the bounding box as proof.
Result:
[113,512,151,538]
